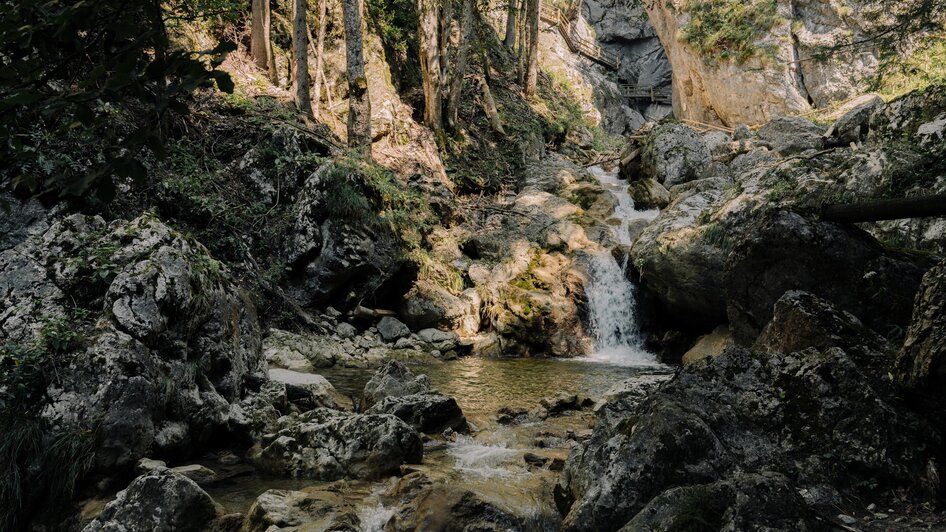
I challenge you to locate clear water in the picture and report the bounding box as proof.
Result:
[584,165,660,366]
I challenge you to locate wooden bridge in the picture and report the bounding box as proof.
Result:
[539,5,671,105]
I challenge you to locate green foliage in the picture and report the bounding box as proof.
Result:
[0,312,96,530]
[0,0,236,202]
[323,153,435,251]
[680,0,782,64]
[872,37,946,100]
[366,0,422,92]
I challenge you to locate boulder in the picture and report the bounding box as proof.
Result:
[169,464,218,486]
[417,328,460,352]
[896,260,946,393]
[755,117,825,155]
[266,368,339,409]
[336,322,358,339]
[378,316,411,342]
[640,123,711,187]
[242,489,360,532]
[361,360,431,409]
[556,347,935,531]
[399,281,481,335]
[83,471,218,532]
[725,211,925,345]
[385,483,524,532]
[254,408,422,480]
[366,393,467,434]
[628,179,670,210]
[263,328,347,369]
[824,94,884,147]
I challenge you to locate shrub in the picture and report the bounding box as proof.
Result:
[680,0,782,64]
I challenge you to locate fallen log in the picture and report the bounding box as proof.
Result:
[822,195,946,223]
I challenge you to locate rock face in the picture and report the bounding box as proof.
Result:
[755,116,825,155]
[643,0,886,125]
[0,214,263,475]
[896,261,946,393]
[640,123,711,187]
[84,471,218,532]
[243,489,360,532]
[254,408,422,480]
[556,346,936,531]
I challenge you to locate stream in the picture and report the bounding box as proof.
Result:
[206,165,669,530]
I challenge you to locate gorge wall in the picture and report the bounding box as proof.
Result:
[642,0,887,126]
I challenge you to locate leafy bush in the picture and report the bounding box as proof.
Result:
[680,0,782,64]
[0,313,96,530]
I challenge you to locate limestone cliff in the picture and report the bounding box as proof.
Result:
[644,0,886,126]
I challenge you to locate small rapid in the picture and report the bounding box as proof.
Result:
[584,165,660,366]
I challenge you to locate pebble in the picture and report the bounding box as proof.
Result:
[837,514,857,525]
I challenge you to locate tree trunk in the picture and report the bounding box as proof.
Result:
[312,0,327,114]
[503,0,517,49]
[516,0,528,82]
[445,0,474,130]
[477,76,505,135]
[251,0,277,82]
[440,0,454,80]
[416,0,442,130]
[343,0,372,151]
[292,0,313,117]
[822,195,946,223]
[523,0,539,96]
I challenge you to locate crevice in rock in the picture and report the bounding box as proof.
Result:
[790,3,814,106]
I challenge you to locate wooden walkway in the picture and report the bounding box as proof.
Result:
[539,5,672,105]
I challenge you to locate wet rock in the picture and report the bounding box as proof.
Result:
[254,408,422,480]
[557,347,935,531]
[628,178,670,210]
[378,316,411,342]
[539,393,592,417]
[169,464,218,486]
[641,123,711,187]
[263,328,348,369]
[366,393,467,434]
[896,260,946,394]
[362,360,432,409]
[385,483,524,531]
[681,324,733,365]
[523,453,549,468]
[243,488,360,532]
[756,116,826,155]
[83,471,218,532]
[496,406,530,425]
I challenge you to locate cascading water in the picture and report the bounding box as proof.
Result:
[584,165,660,366]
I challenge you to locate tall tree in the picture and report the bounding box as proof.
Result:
[343,0,372,151]
[312,0,328,115]
[522,0,539,96]
[416,0,442,129]
[251,0,277,81]
[445,0,474,129]
[503,0,517,49]
[292,0,313,116]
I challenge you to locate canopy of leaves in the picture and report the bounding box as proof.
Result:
[0,0,237,203]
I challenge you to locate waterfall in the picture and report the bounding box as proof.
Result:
[584,166,660,366]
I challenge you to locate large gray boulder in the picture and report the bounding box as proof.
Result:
[366,393,467,434]
[83,471,218,532]
[0,214,263,475]
[756,116,825,155]
[385,480,525,532]
[254,408,422,480]
[556,347,934,531]
[378,316,411,342]
[640,123,711,187]
[361,360,432,409]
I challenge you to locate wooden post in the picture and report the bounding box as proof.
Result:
[822,195,946,223]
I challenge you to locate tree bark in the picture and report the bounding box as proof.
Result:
[343,0,372,152]
[440,0,454,80]
[251,0,277,82]
[516,0,528,82]
[445,0,474,129]
[523,0,539,96]
[292,0,313,117]
[416,0,442,130]
[503,0,517,49]
[477,76,505,135]
[312,0,327,114]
